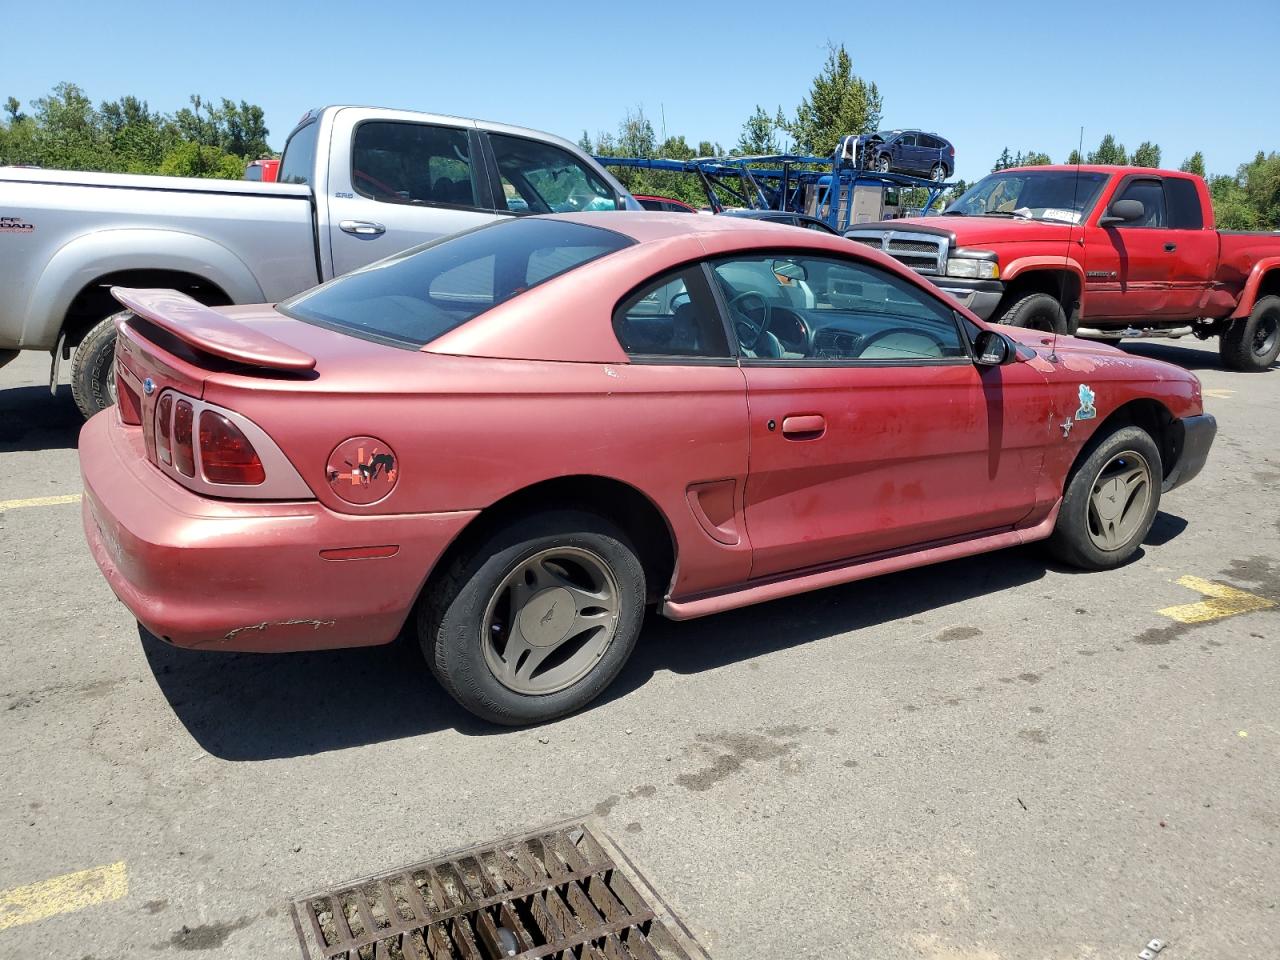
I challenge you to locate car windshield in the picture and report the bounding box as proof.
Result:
[944,170,1109,223]
[279,218,632,348]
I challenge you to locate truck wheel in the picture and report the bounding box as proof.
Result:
[70,313,124,419]
[996,292,1068,334]
[1219,296,1280,372]
[1047,425,1161,571]
[418,510,646,726]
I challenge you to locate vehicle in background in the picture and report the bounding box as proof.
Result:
[243,157,280,182]
[0,105,638,416]
[81,212,1214,725]
[635,195,697,213]
[846,166,1280,371]
[854,130,954,181]
[720,209,838,233]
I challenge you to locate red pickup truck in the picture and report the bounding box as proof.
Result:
[847,165,1280,371]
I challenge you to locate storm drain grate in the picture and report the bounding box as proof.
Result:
[290,821,707,960]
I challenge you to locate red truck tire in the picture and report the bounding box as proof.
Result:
[997,292,1069,334]
[1220,296,1280,372]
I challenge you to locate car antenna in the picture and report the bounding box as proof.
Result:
[1053,126,1085,364]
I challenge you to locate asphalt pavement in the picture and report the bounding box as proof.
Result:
[0,340,1276,959]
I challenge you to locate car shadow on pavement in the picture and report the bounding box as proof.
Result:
[1119,340,1277,373]
[141,513,1188,759]
[0,384,82,452]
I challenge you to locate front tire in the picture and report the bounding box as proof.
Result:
[996,292,1068,334]
[70,313,123,418]
[1048,425,1161,570]
[1219,295,1280,371]
[419,510,646,726]
[876,155,890,174]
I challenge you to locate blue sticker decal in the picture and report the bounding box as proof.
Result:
[1075,384,1097,420]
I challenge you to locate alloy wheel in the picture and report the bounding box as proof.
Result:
[481,546,621,695]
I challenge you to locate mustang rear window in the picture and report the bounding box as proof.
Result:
[280,219,633,348]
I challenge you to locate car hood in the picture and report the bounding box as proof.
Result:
[853,216,1077,249]
[997,326,1200,385]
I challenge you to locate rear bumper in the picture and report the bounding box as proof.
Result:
[932,278,1004,320]
[1163,413,1217,493]
[79,410,478,651]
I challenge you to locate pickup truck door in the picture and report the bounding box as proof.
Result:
[325,109,502,278]
[1160,176,1218,318]
[1084,175,1175,321]
[712,253,1049,579]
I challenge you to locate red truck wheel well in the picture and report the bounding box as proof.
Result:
[1070,398,1178,485]
[420,475,678,608]
[996,271,1082,327]
[63,270,232,348]
[1257,269,1280,302]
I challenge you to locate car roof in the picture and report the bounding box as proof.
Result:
[551,210,813,243]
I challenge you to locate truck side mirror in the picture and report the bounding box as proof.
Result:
[1100,198,1144,226]
[973,329,1018,366]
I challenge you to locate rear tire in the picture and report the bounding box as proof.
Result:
[996,292,1068,334]
[1219,296,1280,371]
[70,313,123,419]
[930,163,945,182]
[418,510,646,726]
[1048,425,1161,570]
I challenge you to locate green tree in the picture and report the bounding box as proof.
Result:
[1180,152,1206,178]
[1131,141,1161,168]
[617,107,656,157]
[992,147,1013,172]
[1066,148,1083,165]
[1209,151,1280,230]
[788,43,882,156]
[737,105,784,155]
[1022,151,1052,166]
[1087,134,1127,165]
[158,140,244,179]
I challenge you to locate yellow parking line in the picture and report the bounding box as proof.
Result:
[1158,575,1276,625]
[1203,388,1235,399]
[0,494,82,511]
[0,861,127,931]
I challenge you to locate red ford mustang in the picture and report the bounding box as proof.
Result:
[80,213,1216,724]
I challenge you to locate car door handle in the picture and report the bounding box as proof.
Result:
[340,220,386,236]
[1164,242,1177,252]
[781,415,826,439]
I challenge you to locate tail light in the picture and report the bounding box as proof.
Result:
[198,410,264,485]
[155,393,173,464]
[173,400,195,477]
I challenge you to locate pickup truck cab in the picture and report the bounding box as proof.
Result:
[847,165,1280,371]
[0,105,639,415]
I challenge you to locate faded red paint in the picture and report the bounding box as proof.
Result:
[80,213,1209,654]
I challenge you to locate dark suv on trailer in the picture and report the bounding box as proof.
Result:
[862,130,954,181]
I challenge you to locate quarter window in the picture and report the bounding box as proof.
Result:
[711,255,966,362]
[613,268,730,360]
[489,134,619,215]
[278,121,318,185]
[351,121,481,208]
[1164,178,1204,230]
[1114,178,1166,228]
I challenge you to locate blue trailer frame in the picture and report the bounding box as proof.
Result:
[596,150,955,231]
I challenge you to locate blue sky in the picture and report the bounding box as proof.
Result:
[6,0,1276,184]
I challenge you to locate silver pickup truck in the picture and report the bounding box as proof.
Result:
[0,104,639,415]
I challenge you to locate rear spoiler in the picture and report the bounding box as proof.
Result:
[110,287,316,372]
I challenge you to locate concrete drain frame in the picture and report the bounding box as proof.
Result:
[289,820,708,960]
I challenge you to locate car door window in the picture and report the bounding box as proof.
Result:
[613,267,730,361]
[1115,178,1166,228]
[1164,177,1204,230]
[489,134,619,215]
[711,254,967,362]
[351,121,482,208]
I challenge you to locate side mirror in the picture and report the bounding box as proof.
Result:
[1099,198,1144,226]
[974,329,1018,366]
[771,259,808,282]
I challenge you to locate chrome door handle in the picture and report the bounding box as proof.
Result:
[340,220,386,236]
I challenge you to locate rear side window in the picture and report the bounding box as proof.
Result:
[1165,178,1204,230]
[352,121,481,208]
[489,133,619,214]
[279,122,318,185]
[280,219,632,347]
[613,267,730,360]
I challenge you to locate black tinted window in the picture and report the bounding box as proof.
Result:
[352,121,480,208]
[490,134,618,214]
[900,134,917,146]
[1165,177,1204,230]
[281,219,631,347]
[1116,179,1166,228]
[279,122,318,185]
[614,268,729,360]
[244,164,263,182]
